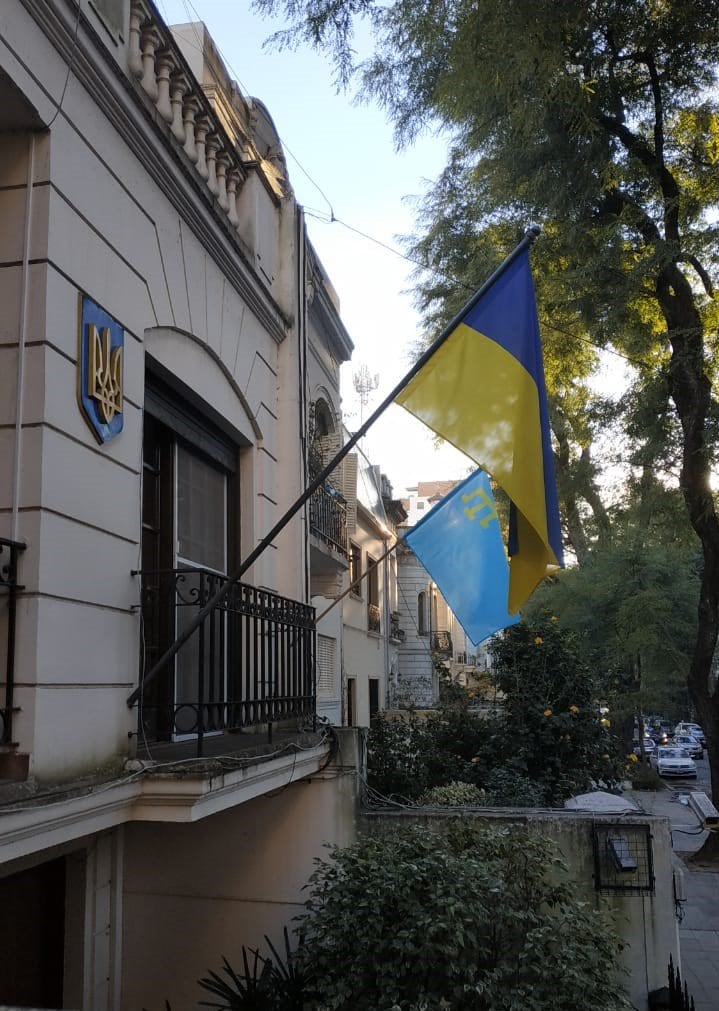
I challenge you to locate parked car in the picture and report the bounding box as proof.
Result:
[651,746,698,778]
[675,722,705,746]
[632,735,656,759]
[674,734,703,759]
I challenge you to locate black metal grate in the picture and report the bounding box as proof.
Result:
[592,822,655,894]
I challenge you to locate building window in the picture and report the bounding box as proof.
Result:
[317,635,337,696]
[367,555,380,632]
[141,381,238,739]
[369,678,380,719]
[349,543,362,596]
[418,591,426,636]
[346,677,356,726]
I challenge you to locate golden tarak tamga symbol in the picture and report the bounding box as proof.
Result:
[461,487,498,527]
[87,324,123,423]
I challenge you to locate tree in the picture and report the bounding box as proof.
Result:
[255,0,719,829]
[296,822,630,1011]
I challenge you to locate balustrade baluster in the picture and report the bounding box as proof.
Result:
[128,1,147,79]
[170,73,189,142]
[227,169,241,227]
[194,117,210,179]
[140,26,161,102]
[216,152,230,212]
[182,96,200,163]
[205,135,220,196]
[155,51,174,123]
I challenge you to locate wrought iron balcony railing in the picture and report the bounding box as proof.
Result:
[431,629,453,657]
[134,567,316,757]
[309,483,348,559]
[1,538,25,747]
[389,615,404,641]
[367,602,381,634]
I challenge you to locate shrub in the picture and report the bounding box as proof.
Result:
[418,780,487,806]
[297,823,630,1011]
[483,767,546,807]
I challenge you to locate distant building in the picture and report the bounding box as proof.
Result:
[395,479,494,708]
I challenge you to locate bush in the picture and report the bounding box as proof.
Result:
[418,781,487,806]
[483,767,547,807]
[296,823,630,1011]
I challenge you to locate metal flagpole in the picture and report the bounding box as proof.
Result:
[128,226,540,706]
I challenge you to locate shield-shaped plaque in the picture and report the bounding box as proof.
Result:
[77,295,124,444]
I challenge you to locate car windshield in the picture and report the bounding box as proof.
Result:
[659,749,689,759]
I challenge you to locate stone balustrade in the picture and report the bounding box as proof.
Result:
[127,0,251,244]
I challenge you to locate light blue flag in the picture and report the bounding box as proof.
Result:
[404,469,520,645]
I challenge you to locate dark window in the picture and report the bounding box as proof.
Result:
[369,678,380,719]
[141,388,237,739]
[0,858,66,1006]
[367,556,380,632]
[349,543,362,596]
[418,591,426,636]
[347,677,356,726]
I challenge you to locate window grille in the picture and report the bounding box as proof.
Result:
[592,823,655,895]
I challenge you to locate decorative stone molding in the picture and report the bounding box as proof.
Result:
[125,0,267,267]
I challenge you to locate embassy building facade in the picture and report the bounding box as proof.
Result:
[0,1,360,1008]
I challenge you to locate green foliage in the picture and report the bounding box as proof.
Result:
[296,823,630,1011]
[527,535,700,720]
[369,616,626,806]
[193,930,311,1011]
[418,780,486,807]
[490,615,626,802]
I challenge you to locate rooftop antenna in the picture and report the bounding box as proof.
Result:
[353,363,380,427]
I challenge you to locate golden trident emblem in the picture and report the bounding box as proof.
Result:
[87,324,123,423]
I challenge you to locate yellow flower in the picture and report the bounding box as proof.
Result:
[543,708,553,717]
[534,636,543,645]
[551,615,558,622]
[602,754,610,760]
[628,753,639,763]
[601,718,611,728]
[569,705,579,713]
[471,757,479,764]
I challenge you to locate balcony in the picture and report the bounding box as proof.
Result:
[389,613,405,642]
[367,603,381,634]
[431,630,453,658]
[133,567,316,758]
[309,483,349,559]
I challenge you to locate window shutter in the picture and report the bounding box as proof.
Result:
[317,634,337,695]
[342,452,358,534]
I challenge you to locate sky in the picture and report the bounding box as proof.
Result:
[159,0,475,495]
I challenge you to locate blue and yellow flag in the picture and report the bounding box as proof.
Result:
[404,470,520,645]
[396,250,563,612]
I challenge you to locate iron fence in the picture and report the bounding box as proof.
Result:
[309,483,348,558]
[135,567,316,756]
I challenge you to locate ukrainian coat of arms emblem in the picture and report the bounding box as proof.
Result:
[77,295,124,444]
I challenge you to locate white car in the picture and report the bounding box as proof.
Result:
[674,734,703,759]
[652,746,697,778]
[675,722,705,746]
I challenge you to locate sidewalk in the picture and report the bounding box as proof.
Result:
[630,788,719,1011]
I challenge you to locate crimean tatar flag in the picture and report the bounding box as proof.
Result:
[404,469,519,645]
[396,250,563,613]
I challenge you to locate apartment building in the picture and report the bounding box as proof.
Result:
[0,3,358,1007]
[395,480,494,707]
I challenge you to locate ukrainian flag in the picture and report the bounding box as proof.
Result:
[404,469,519,645]
[396,250,563,612]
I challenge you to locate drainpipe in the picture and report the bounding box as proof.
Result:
[11,133,35,542]
[382,540,391,708]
